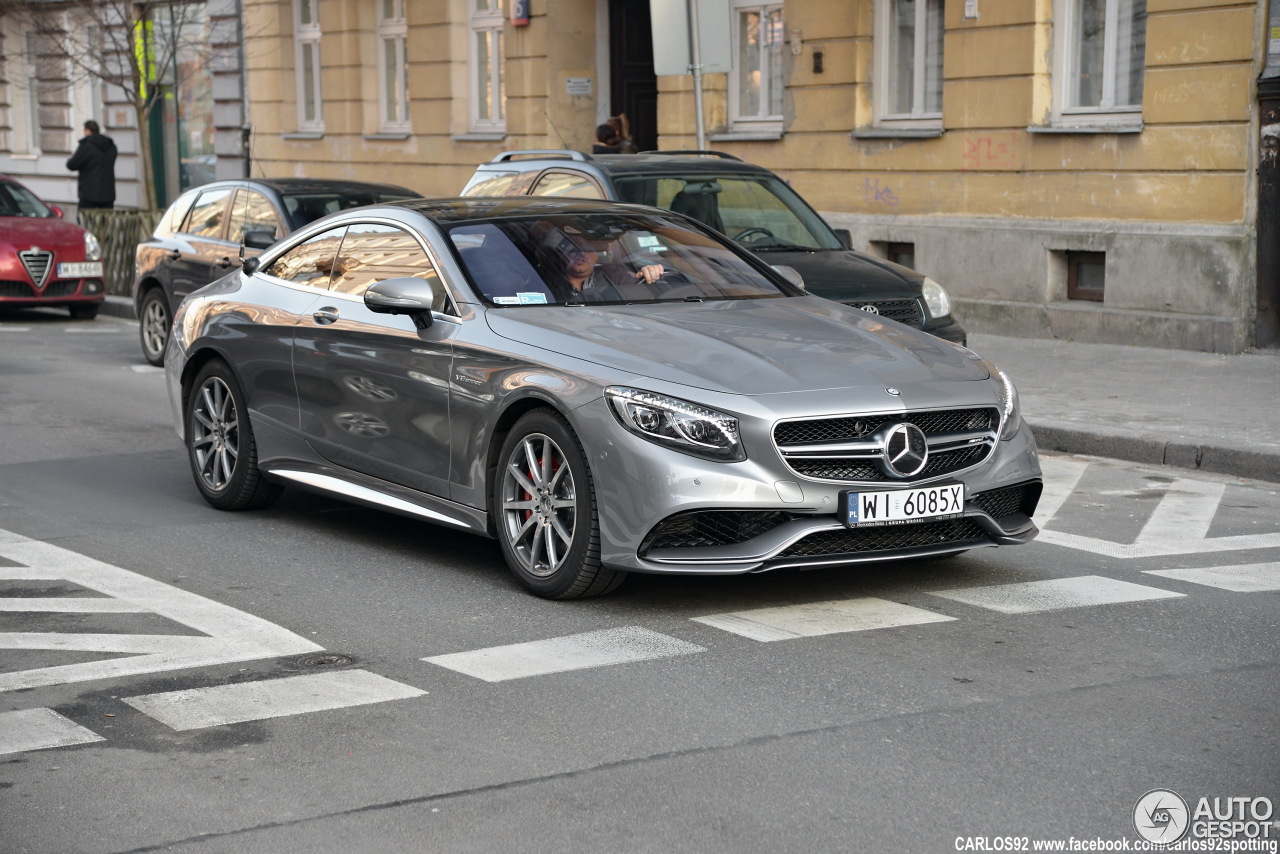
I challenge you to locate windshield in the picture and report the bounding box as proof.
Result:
[613,173,843,251]
[0,181,53,218]
[448,212,790,306]
[283,190,417,228]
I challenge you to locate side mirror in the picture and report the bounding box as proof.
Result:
[243,229,276,250]
[833,228,852,250]
[50,205,65,219]
[772,264,806,292]
[242,257,261,276]
[365,276,439,329]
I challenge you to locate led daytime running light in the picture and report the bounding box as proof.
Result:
[605,387,744,461]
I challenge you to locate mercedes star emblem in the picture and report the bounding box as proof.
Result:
[882,423,929,477]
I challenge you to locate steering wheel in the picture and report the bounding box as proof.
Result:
[733,227,776,244]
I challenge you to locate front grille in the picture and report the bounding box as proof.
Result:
[847,299,923,327]
[641,510,795,553]
[778,518,989,558]
[18,249,53,288]
[774,407,999,483]
[42,281,78,297]
[0,281,35,298]
[970,482,1042,520]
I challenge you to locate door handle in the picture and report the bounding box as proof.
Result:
[215,256,235,268]
[312,306,340,325]
[167,249,180,260]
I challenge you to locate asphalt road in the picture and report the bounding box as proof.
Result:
[1,309,1277,854]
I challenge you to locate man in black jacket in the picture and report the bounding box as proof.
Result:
[66,120,117,210]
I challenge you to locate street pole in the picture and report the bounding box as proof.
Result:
[687,0,706,151]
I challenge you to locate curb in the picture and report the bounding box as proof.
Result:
[102,294,135,320]
[1029,418,1280,484]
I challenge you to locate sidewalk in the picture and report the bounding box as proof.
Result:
[969,332,1280,483]
[101,296,1280,483]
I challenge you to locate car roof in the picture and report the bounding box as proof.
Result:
[184,177,417,195]
[477,150,776,179]
[384,196,693,225]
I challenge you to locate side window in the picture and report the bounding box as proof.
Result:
[460,171,519,197]
[158,189,200,237]
[264,225,347,288]
[179,188,234,239]
[530,171,604,199]
[330,223,451,312]
[229,190,283,244]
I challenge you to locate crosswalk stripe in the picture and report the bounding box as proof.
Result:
[929,575,1185,614]
[121,670,426,731]
[0,597,148,613]
[64,327,120,333]
[1144,562,1280,593]
[692,597,955,642]
[0,708,105,756]
[423,626,705,682]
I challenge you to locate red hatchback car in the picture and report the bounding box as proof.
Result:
[0,175,105,319]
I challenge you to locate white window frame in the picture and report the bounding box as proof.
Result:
[294,0,323,133]
[16,30,44,155]
[377,0,409,132]
[1053,0,1146,126]
[469,0,505,133]
[728,1,785,132]
[873,0,944,129]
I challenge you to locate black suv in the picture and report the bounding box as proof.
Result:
[133,178,417,365]
[461,150,965,344]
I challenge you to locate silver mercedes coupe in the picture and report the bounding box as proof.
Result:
[166,197,1042,599]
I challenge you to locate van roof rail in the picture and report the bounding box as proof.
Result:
[489,149,589,163]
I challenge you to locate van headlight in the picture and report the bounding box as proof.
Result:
[921,276,952,319]
[605,387,744,461]
[84,231,102,261]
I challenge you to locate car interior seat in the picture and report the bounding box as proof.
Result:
[669,189,726,234]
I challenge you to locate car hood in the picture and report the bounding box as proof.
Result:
[0,216,87,254]
[484,297,987,395]
[758,249,921,302]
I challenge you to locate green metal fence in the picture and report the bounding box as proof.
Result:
[77,209,163,298]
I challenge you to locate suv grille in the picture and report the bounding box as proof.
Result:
[846,298,923,327]
[778,518,990,558]
[19,249,53,288]
[774,407,999,483]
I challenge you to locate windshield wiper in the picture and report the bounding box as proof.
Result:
[750,241,818,252]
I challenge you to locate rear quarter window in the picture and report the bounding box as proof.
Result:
[460,171,519,197]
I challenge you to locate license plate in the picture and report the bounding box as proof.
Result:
[57,262,103,278]
[841,483,965,528]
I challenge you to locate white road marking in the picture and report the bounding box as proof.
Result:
[1144,562,1280,593]
[1034,456,1089,524]
[0,326,32,332]
[0,597,148,613]
[692,597,955,642]
[0,708,105,756]
[423,626,705,683]
[122,670,426,731]
[0,528,322,693]
[1038,471,1280,558]
[64,326,120,333]
[130,365,164,373]
[929,575,1185,614]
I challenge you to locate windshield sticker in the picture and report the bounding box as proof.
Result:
[636,234,660,248]
[492,296,521,305]
[517,292,549,305]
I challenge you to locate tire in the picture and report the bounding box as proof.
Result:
[138,288,170,366]
[493,409,626,599]
[68,303,99,320]
[186,359,281,511]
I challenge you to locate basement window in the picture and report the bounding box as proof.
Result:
[1067,251,1105,302]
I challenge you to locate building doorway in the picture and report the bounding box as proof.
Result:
[608,0,658,153]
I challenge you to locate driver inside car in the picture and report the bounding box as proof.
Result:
[541,226,665,302]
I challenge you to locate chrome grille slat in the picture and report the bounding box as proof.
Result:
[774,407,999,483]
[846,298,923,327]
[18,249,54,289]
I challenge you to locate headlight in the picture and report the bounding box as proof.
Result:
[84,231,102,261]
[605,387,745,461]
[921,276,952,319]
[992,367,1022,440]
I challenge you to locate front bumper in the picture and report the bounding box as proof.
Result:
[0,277,106,307]
[577,394,1042,575]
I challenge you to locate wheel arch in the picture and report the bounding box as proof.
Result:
[482,393,576,537]
[134,276,167,313]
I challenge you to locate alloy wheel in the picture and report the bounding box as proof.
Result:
[141,296,169,361]
[190,376,240,492]
[500,432,578,578]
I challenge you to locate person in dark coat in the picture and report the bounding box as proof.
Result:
[66,120,117,209]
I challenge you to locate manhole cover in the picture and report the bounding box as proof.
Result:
[296,654,355,668]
